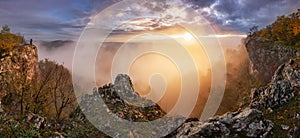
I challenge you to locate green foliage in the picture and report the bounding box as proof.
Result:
[256,9,300,47]
[0,112,108,138]
[62,120,108,137]
[263,93,299,137]
[0,115,41,137]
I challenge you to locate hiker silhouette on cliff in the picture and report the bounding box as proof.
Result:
[30,39,33,45]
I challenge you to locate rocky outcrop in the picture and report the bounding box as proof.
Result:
[79,74,180,137]
[249,58,299,110]
[170,57,300,138]
[245,37,300,83]
[0,45,39,99]
[80,74,166,122]
[78,71,297,137]
[167,108,273,137]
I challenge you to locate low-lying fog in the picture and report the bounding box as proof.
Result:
[37,35,249,118]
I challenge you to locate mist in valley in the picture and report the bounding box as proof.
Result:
[37,35,250,118]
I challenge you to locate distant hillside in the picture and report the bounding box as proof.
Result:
[38,40,74,50]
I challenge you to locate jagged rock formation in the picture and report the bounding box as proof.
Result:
[0,45,38,99]
[168,57,300,138]
[249,58,299,110]
[167,108,273,137]
[245,37,300,83]
[81,74,166,122]
[79,74,185,137]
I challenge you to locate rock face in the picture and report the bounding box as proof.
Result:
[79,74,175,137]
[84,74,166,122]
[245,37,300,83]
[0,45,39,99]
[113,74,143,104]
[170,57,300,138]
[249,58,299,109]
[167,108,273,138]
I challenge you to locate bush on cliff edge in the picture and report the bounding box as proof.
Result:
[0,25,24,52]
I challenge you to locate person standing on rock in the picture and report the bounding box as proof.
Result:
[30,39,33,45]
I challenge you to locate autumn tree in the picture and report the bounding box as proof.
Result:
[38,59,77,120]
[0,33,24,52]
[256,9,300,46]
[248,25,259,37]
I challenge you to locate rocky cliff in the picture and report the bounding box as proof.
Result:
[167,57,300,138]
[0,45,39,99]
[245,37,300,83]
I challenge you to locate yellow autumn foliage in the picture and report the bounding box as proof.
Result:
[257,9,300,46]
[0,33,24,51]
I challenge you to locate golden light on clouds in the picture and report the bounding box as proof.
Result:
[88,1,227,118]
[96,25,213,115]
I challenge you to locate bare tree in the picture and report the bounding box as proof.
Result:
[1,59,77,120]
[38,59,77,120]
[248,25,259,37]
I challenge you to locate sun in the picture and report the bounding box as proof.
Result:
[183,32,193,41]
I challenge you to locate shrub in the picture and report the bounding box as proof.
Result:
[256,9,300,47]
[0,33,24,52]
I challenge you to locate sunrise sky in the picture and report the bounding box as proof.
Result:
[0,0,299,41]
[2,0,299,118]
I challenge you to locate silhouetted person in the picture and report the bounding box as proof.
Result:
[30,39,33,45]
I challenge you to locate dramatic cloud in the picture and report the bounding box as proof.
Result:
[1,0,299,40]
[0,0,117,40]
[184,0,300,33]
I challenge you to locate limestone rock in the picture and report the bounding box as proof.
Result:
[245,37,300,83]
[0,45,38,100]
[26,112,46,129]
[249,57,300,110]
[168,108,273,137]
[79,74,168,137]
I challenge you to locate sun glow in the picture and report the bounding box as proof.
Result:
[183,32,193,41]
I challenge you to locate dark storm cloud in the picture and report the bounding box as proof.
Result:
[183,0,300,33]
